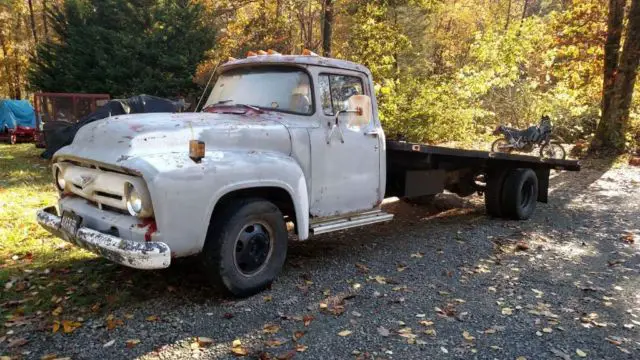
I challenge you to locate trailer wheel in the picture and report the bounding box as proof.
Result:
[501,168,538,220]
[200,198,288,297]
[484,169,509,217]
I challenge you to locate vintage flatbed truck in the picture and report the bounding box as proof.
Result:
[37,53,580,296]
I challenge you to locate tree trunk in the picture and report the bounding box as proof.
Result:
[42,0,49,38]
[28,0,39,44]
[504,0,512,30]
[0,34,17,99]
[322,0,333,57]
[593,0,637,152]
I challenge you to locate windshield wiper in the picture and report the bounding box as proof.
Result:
[203,100,263,113]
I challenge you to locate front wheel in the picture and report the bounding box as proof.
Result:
[9,133,17,145]
[539,142,566,159]
[200,198,288,297]
[491,138,512,153]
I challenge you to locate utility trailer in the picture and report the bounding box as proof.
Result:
[386,141,579,219]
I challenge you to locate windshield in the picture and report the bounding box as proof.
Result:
[204,67,313,115]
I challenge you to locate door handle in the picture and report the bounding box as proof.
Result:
[364,130,379,137]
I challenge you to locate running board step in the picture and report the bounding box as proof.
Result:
[310,210,394,235]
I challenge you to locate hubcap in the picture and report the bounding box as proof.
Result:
[233,222,273,276]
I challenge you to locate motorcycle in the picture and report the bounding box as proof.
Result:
[491,115,566,159]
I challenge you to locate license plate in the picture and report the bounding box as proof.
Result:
[60,211,81,238]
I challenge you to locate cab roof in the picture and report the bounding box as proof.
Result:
[220,54,373,77]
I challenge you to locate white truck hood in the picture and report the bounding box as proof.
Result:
[53,112,292,167]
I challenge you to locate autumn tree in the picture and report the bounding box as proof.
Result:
[593,0,640,152]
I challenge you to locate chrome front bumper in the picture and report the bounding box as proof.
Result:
[36,206,171,270]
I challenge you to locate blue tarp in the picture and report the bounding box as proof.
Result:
[0,100,36,129]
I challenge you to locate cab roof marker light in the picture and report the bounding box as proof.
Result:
[267,49,281,55]
[257,50,268,55]
[302,49,318,56]
[246,51,257,57]
[228,56,237,61]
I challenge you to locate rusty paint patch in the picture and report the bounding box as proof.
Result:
[137,219,158,242]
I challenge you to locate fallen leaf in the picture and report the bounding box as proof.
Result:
[263,324,280,334]
[293,331,305,341]
[501,307,513,315]
[231,346,249,356]
[419,320,434,326]
[124,313,134,319]
[232,339,242,348]
[7,337,28,347]
[62,320,81,333]
[275,350,296,360]
[145,315,159,322]
[377,326,390,337]
[543,327,553,333]
[484,328,496,334]
[516,240,529,251]
[397,264,407,272]
[40,354,58,360]
[125,339,140,348]
[516,357,527,360]
[440,346,448,353]
[424,328,436,336]
[411,252,424,258]
[374,275,387,284]
[52,320,60,333]
[265,338,285,348]
[303,315,314,327]
[295,344,308,352]
[462,330,475,342]
[576,349,587,357]
[355,263,369,273]
[197,337,214,348]
[52,306,63,316]
[263,295,273,302]
[338,330,352,337]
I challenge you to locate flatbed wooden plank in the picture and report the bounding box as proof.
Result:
[386,140,580,171]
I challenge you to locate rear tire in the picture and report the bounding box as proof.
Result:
[484,169,509,217]
[501,168,538,220]
[200,198,288,297]
[9,133,17,145]
[539,142,566,159]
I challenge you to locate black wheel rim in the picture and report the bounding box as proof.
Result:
[521,179,534,208]
[233,222,273,276]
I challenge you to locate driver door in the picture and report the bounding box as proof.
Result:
[308,72,382,218]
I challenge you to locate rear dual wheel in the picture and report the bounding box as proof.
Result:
[485,168,538,220]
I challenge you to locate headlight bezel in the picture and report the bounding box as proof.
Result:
[53,164,66,191]
[124,182,153,218]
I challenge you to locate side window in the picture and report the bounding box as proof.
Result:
[319,74,364,116]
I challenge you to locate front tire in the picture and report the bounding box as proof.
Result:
[200,198,288,297]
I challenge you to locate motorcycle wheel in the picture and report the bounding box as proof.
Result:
[539,142,566,160]
[491,138,512,153]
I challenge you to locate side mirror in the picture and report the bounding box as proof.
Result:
[346,95,372,129]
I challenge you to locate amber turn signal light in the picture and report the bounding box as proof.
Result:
[189,140,205,163]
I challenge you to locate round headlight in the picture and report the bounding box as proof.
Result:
[125,183,144,216]
[54,166,66,191]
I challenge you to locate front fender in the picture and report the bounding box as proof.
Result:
[123,150,309,257]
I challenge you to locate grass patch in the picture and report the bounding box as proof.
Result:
[0,144,212,335]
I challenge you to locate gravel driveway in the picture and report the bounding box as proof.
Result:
[4,162,640,360]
